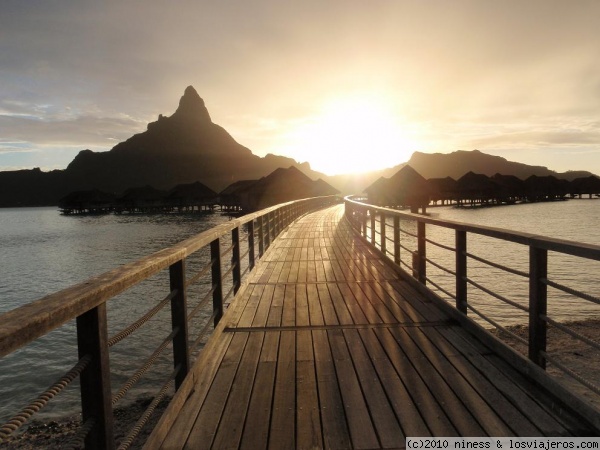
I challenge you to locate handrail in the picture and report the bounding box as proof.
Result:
[345,195,600,404]
[0,195,339,449]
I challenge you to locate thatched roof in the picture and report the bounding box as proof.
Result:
[219,180,258,196]
[237,166,319,210]
[166,181,217,202]
[118,185,166,202]
[59,189,116,208]
[312,178,340,196]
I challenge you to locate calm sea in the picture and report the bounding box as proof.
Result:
[1,201,599,423]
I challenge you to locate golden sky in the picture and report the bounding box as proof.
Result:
[1,1,599,175]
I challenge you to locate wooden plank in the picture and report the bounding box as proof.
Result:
[233,284,263,328]
[210,332,265,449]
[252,284,276,327]
[330,283,369,324]
[327,328,382,449]
[183,332,249,449]
[354,282,399,323]
[281,284,296,327]
[268,331,296,449]
[373,327,459,436]
[415,325,544,436]
[326,283,355,325]
[312,329,352,449]
[307,283,325,326]
[317,283,340,326]
[387,326,487,436]
[296,329,323,449]
[240,332,279,450]
[343,328,405,447]
[339,282,383,325]
[404,326,515,436]
[266,284,285,327]
[357,327,430,437]
[433,325,573,435]
[295,284,310,327]
[267,261,285,284]
[287,260,300,283]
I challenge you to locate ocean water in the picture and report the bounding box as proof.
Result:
[390,199,600,326]
[1,201,600,424]
[0,208,235,424]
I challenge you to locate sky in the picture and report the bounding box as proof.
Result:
[1,0,599,176]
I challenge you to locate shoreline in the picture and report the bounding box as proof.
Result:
[1,396,171,450]
[490,318,600,408]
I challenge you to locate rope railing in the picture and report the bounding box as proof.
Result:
[541,351,600,396]
[544,277,600,306]
[425,237,455,253]
[0,195,339,449]
[465,277,529,313]
[187,285,217,322]
[116,367,179,450]
[108,290,176,348]
[112,328,178,407]
[466,251,529,278]
[185,258,213,288]
[0,354,92,441]
[344,195,600,406]
[64,417,96,450]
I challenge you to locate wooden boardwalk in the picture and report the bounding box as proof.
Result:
[146,205,589,449]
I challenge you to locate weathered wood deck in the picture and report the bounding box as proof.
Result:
[145,205,589,449]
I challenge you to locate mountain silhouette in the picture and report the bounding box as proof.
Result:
[0,86,324,206]
[0,86,596,207]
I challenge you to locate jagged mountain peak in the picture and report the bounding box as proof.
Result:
[172,85,211,123]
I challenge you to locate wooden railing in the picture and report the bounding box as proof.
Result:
[345,196,600,406]
[0,195,339,449]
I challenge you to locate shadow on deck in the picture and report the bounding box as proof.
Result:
[145,205,597,449]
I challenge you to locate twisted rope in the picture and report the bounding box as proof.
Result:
[0,355,91,441]
[544,278,600,306]
[108,290,175,348]
[466,277,529,313]
[63,417,96,450]
[466,303,529,347]
[116,369,178,450]
[112,328,178,406]
[466,251,528,278]
[191,310,218,353]
[542,351,600,396]
[542,315,600,352]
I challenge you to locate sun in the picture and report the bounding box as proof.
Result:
[282,94,420,175]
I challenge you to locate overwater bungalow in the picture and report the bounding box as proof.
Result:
[59,189,117,215]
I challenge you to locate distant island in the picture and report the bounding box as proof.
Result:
[0,86,596,207]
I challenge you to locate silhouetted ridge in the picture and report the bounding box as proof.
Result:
[172,86,211,123]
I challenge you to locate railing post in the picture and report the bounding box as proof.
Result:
[248,220,255,270]
[380,212,386,255]
[77,304,114,450]
[455,230,467,314]
[232,227,241,295]
[211,238,223,326]
[417,221,426,284]
[265,212,271,249]
[370,209,376,245]
[169,259,190,389]
[393,216,400,265]
[361,209,367,237]
[258,216,264,257]
[529,246,548,369]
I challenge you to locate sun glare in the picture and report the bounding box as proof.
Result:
[283,95,420,175]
